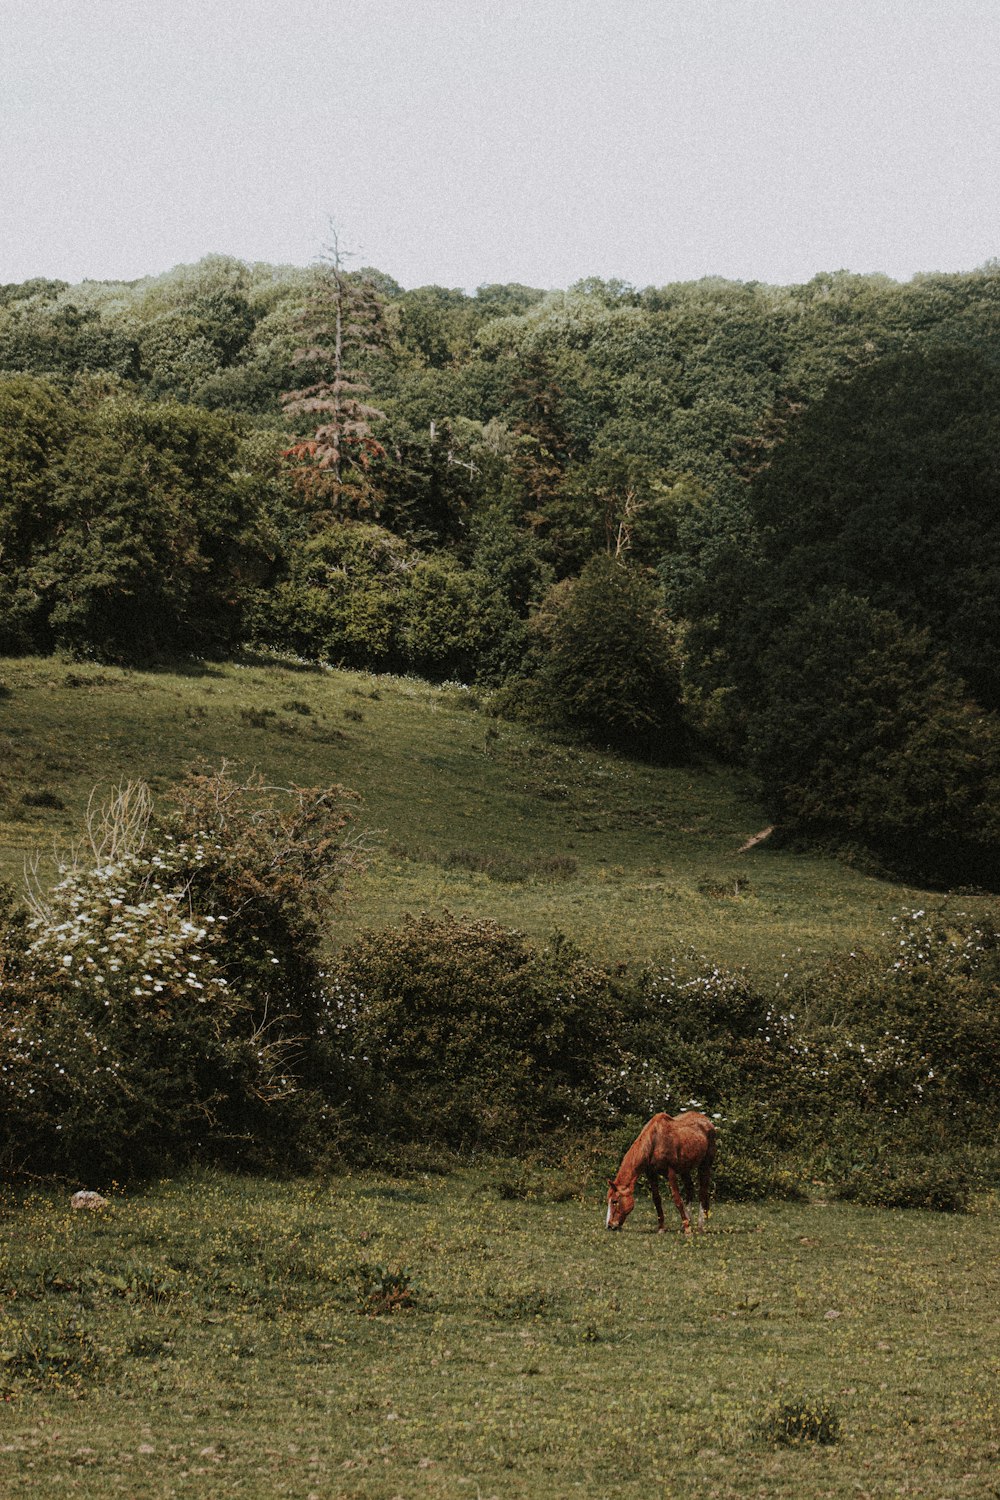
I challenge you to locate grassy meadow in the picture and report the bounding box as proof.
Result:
[0,654,971,981]
[0,1169,997,1499]
[3,653,999,1498]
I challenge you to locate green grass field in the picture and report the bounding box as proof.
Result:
[1,1170,997,1499]
[0,654,974,982]
[3,654,998,1498]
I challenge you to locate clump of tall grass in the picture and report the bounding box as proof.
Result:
[756,1396,841,1446]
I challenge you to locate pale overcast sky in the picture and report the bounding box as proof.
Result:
[2,0,998,291]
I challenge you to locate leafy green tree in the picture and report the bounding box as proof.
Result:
[743,592,1000,882]
[468,511,551,684]
[254,521,412,670]
[398,555,483,681]
[471,282,546,320]
[134,256,256,401]
[0,381,272,660]
[371,419,481,545]
[749,346,1000,709]
[0,377,81,650]
[0,277,69,308]
[505,351,577,518]
[397,285,474,367]
[46,400,268,658]
[540,448,690,576]
[526,554,685,759]
[0,298,139,382]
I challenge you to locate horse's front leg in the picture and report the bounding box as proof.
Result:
[647,1169,666,1232]
[666,1167,691,1234]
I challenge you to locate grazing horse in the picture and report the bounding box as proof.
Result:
[606,1111,717,1234]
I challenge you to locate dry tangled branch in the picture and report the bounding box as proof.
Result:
[84,779,154,865]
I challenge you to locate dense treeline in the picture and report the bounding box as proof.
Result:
[3,255,1000,880]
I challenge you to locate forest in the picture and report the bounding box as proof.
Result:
[3,253,999,886]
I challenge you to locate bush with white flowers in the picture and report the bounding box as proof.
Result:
[0,769,360,1180]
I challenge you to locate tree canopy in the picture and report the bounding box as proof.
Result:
[2,257,1000,880]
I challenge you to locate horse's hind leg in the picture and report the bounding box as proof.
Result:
[681,1169,695,1204]
[696,1160,712,1232]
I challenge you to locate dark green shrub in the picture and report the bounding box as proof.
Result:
[0,911,115,1178]
[710,1116,807,1203]
[20,789,65,809]
[743,593,1000,884]
[1,869,279,1179]
[749,346,1000,712]
[835,1157,971,1213]
[614,961,803,1124]
[332,915,634,1148]
[639,960,774,1044]
[713,1147,807,1202]
[780,910,1000,1145]
[161,766,361,1043]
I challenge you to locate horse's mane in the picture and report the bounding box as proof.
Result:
[614,1114,667,1187]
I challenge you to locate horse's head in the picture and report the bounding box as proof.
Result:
[605,1178,635,1230]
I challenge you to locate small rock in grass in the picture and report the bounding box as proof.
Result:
[70,1190,109,1211]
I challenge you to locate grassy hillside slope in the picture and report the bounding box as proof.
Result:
[1,655,975,980]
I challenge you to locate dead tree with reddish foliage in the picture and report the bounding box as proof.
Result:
[281,227,387,517]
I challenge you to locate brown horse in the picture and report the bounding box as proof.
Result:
[606,1111,717,1233]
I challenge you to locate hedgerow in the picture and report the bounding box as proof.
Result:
[328,915,638,1149]
[2,775,997,1204]
[776,909,1000,1136]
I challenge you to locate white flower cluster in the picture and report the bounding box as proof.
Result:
[644,962,790,1044]
[314,973,364,1040]
[26,846,230,1013]
[888,908,993,978]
